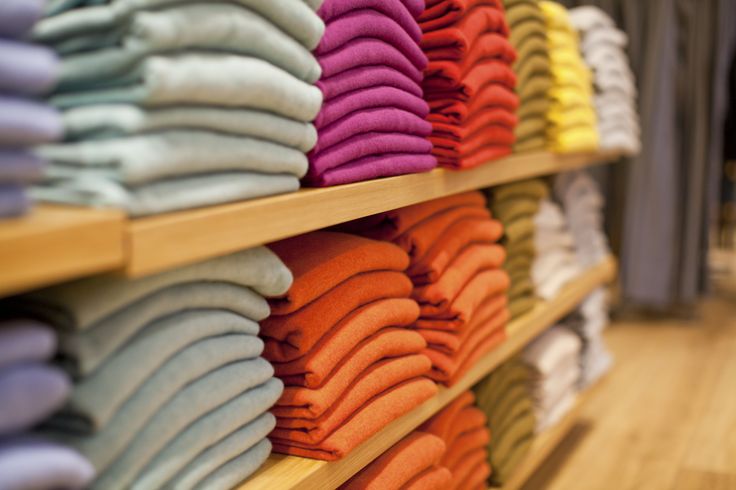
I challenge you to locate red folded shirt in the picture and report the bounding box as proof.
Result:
[420,0,505,32]
[431,108,518,142]
[423,60,517,98]
[430,124,516,159]
[427,84,519,124]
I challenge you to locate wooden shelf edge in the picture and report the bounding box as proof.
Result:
[125,150,623,277]
[239,255,618,490]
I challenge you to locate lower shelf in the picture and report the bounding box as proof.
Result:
[239,255,617,490]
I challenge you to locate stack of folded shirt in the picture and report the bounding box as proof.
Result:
[263,232,437,461]
[0,1,61,218]
[569,6,640,154]
[521,326,582,432]
[532,198,582,300]
[420,391,491,489]
[340,431,451,489]
[306,0,437,186]
[473,359,536,486]
[504,0,552,152]
[29,1,325,216]
[419,0,520,168]
[489,179,549,318]
[0,318,94,489]
[540,1,599,153]
[10,248,292,489]
[345,192,510,385]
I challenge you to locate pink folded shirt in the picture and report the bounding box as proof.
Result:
[306,152,437,187]
[319,39,423,82]
[317,0,422,42]
[315,86,429,128]
[317,66,423,101]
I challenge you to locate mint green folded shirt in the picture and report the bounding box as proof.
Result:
[38,0,325,50]
[57,4,320,87]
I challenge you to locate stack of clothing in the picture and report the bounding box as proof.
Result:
[340,431,451,489]
[306,0,437,186]
[420,391,491,489]
[10,248,292,489]
[0,319,94,489]
[473,359,536,486]
[0,1,61,218]
[539,1,599,153]
[521,326,582,432]
[554,170,613,387]
[569,6,640,154]
[504,0,552,152]
[29,1,325,216]
[489,179,550,319]
[263,232,437,461]
[532,198,582,300]
[345,192,510,386]
[419,0,519,168]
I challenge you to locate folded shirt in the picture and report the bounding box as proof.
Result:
[0,436,95,490]
[0,319,56,368]
[0,185,30,218]
[307,153,439,187]
[0,150,46,184]
[567,5,615,32]
[428,85,519,125]
[317,65,423,101]
[340,431,446,490]
[419,0,505,32]
[0,40,60,96]
[35,0,326,51]
[422,8,510,52]
[0,96,63,146]
[318,38,423,83]
[0,364,70,435]
[315,86,429,129]
[271,377,437,460]
[424,59,517,98]
[50,55,323,123]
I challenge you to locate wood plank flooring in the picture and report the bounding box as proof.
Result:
[522,289,736,490]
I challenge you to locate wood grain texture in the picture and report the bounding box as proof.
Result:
[0,205,126,297]
[239,256,618,490]
[126,150,622,277]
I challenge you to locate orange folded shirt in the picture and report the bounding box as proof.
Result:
[415,269,510,329]
[345,192,487,241]
[274,328,427,419]
[273,355,432,444]
[430,126,516,168]
[340,431,446,490]
[408,219,504,283]
[271,378,438,461]
[428,84,519,124]
[422,8,510,52]
[425,32,516,67]
[431,108,518,143]
[423,60,517,99]
[395,206,491,261]
[404,466,454,490]
[444,426,490,470]
[269,232,409,315]
[262,271,413,362]
[413,243,506,316]
[420,390,475,440]
[273,298,420,387]
[451,449,491,490]
[420,0,505,32]
[441,405,488,450]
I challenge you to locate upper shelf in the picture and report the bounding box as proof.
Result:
[0,150,624,296]
[239,255,618,490]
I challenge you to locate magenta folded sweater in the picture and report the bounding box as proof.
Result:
[318,39,423,82]
[306,153,437,187]
[315,11,427,72]
[317,66,423,101]
[312,108,432,153]
[317,0,422,42]
[315,86,429,128]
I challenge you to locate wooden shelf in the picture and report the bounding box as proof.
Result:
[125,150,623,277]
[0,205,126,297]
[500,381,605,490]
[239,255,618,490]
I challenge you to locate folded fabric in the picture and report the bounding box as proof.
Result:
[419,0,504,32]
[424,31,515,69]
[35,0,326,51]
[0,364,70,435]
[567,5,614,32]
[273,298,420,387]
[271,378,437,460]
[317,65,423,101]
[14,246,291,331]
[179,438,272,490]
[0,150,46,184]
[306,153,438,187]
[268,232,409,314]
[428,84,519,124]
[404,466,453,489]
[424,60,517,97]
[273,355,431,443]
[50,55,323,123]
[340,431,446,490]
[130,386,281,490]
[0,436,95,490]
[274,328,426,419]
[315,86,429,129]
[263,271,412,362]
[0,319,56,368]
[0,40,59,96]
[318,0,422,42]
[522,326,582,377]
[318,39,423,82]
[57,4,321,91]
[420,390,474,440]
[0,96,62,146]
[0,185,30,217]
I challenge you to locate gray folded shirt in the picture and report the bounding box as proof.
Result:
[50,54,323,123]
[187,438,272,490]
[61,105,317,153]
[37,0,325,50]
[14,245,292,331]
[56,4,320,88]
[133,384,281,490]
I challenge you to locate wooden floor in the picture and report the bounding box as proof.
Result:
[523,286,736,490]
